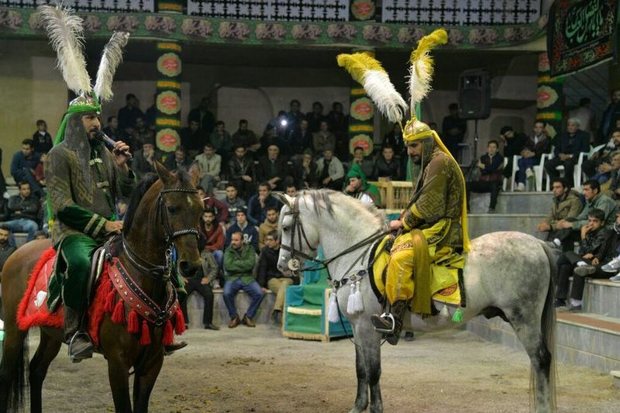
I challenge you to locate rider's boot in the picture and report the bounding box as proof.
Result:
[164,340,188,355]
[64,306,94,363]
[370,300,408,345]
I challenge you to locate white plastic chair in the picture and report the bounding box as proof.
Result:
[543,147,592,191]
[574,144,605,189]
[509,155,521,191]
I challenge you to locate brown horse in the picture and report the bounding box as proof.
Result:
[0,162,204,413]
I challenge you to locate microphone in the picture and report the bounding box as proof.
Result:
[94,130,132,159]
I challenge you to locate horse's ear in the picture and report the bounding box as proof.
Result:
[153,161,175,186]
[272,191,294,208]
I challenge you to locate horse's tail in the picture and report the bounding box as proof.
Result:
[0,327,29,412]
[537,242,557,412]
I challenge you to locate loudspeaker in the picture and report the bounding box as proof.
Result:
[458,69,491,120]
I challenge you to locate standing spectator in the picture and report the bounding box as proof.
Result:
[312,120,336,154]
[256,144,291,191]
[117,93,144,137]
[2,181,40,240]
[10,139,42,198]
[327,102,349,160]
[258,230,296,325]
[306,101,327,133]
[286,99,305,135]
[32,120,53,154]
[441,103,467,158]
[209,121,233,161]
[466,140,504,213]
[598,89,620,145]
[223,231,263,328]
[544,118,590,187]
[227,145,255,199]
[316,147,345,190]
[499,125,527,183]
[232,119,260,154]
[515,120,551,191]
[289,118,313,156]
[194,143,221,194]
[0,224,16,273]
[225,209,259,252]
[164,146,191,173]
[102,115,121,140]
[144,93,158,128]
[180,249,219,330]
[188,97,216,136]
[222,183,246,226]
[247,182,281,226]
[199,208,225,268]
[372,146,401,180]
[536,178,583,247]
[258,206,279,250]
[180,119,209,159]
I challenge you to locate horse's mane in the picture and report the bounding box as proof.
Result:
[301,189,386,229]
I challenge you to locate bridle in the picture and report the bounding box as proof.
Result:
[121,187,200,280]
[279,197,389,280]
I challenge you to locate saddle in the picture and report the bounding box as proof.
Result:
[368,234,465,313]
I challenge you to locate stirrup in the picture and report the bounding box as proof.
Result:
[68,331,94,363]
[371,312,396,334]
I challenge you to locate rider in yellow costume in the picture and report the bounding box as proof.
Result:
[338,29,471,345]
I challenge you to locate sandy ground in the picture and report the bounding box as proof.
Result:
[16,325,620,412]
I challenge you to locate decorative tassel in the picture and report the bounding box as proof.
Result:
[327,290,339,323]
[104,290,116,313]
[174,308,186,335]
[346,283,356,315]
[127,310,139,334]
[162,320,174,346]
[452,308,464,323]
[111,299,125,324]
[353,281,364,313]
[139,319,151,345]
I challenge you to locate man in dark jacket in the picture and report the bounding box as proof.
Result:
[515,120,551,190]
[2,181,40,241]
[544,118,590,187]
[256,144,291,191]
[10,139,43,198]
[466,140,504,213]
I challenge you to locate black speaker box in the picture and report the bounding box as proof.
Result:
[458,69,491,120]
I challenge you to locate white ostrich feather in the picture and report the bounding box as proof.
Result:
[409,58,433,108]
[38,5,91,94]
[94,32,130,102]
[363,70,408,124]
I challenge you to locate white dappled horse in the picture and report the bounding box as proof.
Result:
[276,190,557,413]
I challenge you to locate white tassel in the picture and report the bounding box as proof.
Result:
[327,290,340,323]
[353,281,364,313]
[346,283,356,315]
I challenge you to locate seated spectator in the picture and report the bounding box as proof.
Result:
[1,181,40,241]
[584,129,620,183]
[0,224,16,273]
[553,179,616,235]
[604,152,620,201]
[466,140,504,213]
[312,120,336,154]
[209,120,233,161]
[294,149,318,189]
[117,93,144,138]
[536,178,583,247]
[199,208,225,268]
[32,119,53,155]
[289,119,312,156]
[306,101,327,133]
[232,119,260,155]
[132,140,163,178]
[257,144,292,191]
[285,182,298,198]
[164,146,191,174]
[258,230,297,325]
[223,231,263,328]
[11,138,43,198]
[316,147,345,190]
[225,208,259,253]
[327,101,349,160]
[180,249,219,330]
[258,207,279,250]
[131,116,153,151]
[286,99,305,136]
[499,126,526,182]
[544,118,590,187]
[372,145,400,180]
[228,145,255,199]
[194,143,221,194]
[350,146,375,179]
[515,120,551,191]
[247,183,281,227]
[343,164,380,206]
[383,122,405,157]
[197,186,229,225]
[188,97,215,136]
[180,119,209,159]
[555,208,609,311]
[222,183,246,226]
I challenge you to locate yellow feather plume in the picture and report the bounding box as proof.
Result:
[409,29,448,110]
[337,52,407,123]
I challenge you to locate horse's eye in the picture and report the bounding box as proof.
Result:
[281,226,289,232]
[167,205,178,214]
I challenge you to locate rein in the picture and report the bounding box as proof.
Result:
[121,187,199,281]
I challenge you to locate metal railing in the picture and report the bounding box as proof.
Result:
[381,0,541,25]
[0,0,155,12]
[186,0,349,21]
